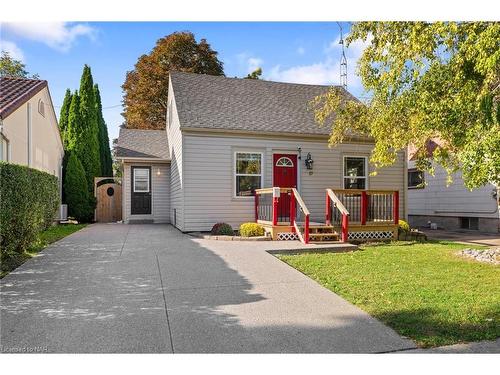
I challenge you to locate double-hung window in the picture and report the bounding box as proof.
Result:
[235,152,262,197]
[343,156,367,189]
[408,169,425,188]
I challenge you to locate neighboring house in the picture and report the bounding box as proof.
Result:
[116,72,406,242]
[407,140,499,233]
[0,76,64,194]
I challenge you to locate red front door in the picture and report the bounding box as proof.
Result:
[273,154,298,221]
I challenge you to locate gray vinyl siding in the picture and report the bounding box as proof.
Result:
[408,160,498,219]
[181,132,406,232]
[167,82,185,230]
[122,162,170,223]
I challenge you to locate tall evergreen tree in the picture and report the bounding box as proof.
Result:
[63,151,92,222]
[58,89,72,147]
[94,84,113,176]
[77,65,101,190]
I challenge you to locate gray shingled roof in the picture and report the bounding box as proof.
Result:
[115,128,169,159]
[170,71,356,136]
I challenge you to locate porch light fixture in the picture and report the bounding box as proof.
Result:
[304,153,314,170]
[156,168,161,176]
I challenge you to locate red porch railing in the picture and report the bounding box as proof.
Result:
[255,187,310,244]
[329,189,399,225]
[325,189,350,242]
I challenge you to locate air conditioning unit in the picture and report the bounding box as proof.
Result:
[59,204,68,222]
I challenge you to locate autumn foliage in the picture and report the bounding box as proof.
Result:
[122,32,224,130]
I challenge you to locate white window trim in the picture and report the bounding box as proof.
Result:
[408,168,425,189]
[234,151,264,199]
[343,155,368,190]
[275,156,294,167]
[133,168,150,193]
[38,99,45,117]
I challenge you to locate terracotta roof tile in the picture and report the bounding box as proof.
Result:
[0,76,47,119]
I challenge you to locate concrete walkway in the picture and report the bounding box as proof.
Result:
[1,224,416,353]
[421,228,500,247]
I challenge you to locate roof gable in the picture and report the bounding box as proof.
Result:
[169,71,356,136]
[0,76,48,119]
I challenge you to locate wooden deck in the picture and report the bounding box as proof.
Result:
[255,187,400,244]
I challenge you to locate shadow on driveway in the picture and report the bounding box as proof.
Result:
[1,224,415,353]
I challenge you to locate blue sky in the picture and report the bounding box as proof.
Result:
[1,22,369,143]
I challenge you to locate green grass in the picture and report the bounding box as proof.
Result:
[0,224,86,278]
[278,241,500,348]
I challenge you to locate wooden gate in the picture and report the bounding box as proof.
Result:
[94,177,122,223]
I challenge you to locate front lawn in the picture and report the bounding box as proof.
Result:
[278,241,500,348]
[0,224,86,278]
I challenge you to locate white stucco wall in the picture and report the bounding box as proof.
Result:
[1,87,64,181]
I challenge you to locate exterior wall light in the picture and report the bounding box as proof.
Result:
[304,152,314,170]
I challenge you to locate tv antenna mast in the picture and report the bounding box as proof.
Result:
[337,22,348,90]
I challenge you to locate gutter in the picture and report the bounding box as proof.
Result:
[116,156,171,163]
[180,126,375,144]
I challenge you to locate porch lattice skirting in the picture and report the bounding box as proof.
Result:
[277,232,299,241]
[348,231,394,241]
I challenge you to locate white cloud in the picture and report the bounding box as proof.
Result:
[297,46,305,55]
[236,52,263,74]
[1,40,25,61]
[267,33,371,89]
[268,59,338,85]
[2,22,96,52]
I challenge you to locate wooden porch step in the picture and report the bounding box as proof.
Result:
[309,233,339,238]
[309,242,342,245]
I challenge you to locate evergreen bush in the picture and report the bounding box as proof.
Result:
[239,222,265,237]
[211,223,234,236]
[0,162,59,255]
[63,152,94,222]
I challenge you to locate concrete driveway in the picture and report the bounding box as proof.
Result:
[1,224,416,353]
[421,228,500,247]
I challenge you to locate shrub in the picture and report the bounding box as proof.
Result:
[63,152,94,222]
[239,222,265,237]
[211,222,234,236]
[0,162,59,255]
[398,220,410,232]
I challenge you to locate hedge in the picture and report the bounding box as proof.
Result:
[0,162,59,255]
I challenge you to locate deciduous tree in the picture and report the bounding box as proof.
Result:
[245,67,262,79]
[122,31,224,129]
[0,51,38,78]
[312,22,500,190]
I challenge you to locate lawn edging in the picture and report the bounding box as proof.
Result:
[0,223,87,279]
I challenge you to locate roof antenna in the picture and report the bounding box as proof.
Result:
[337,22,348,90]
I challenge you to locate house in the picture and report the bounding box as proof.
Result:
[0,76,64,193]
[115,72,407,243]
[407,140,499,233]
